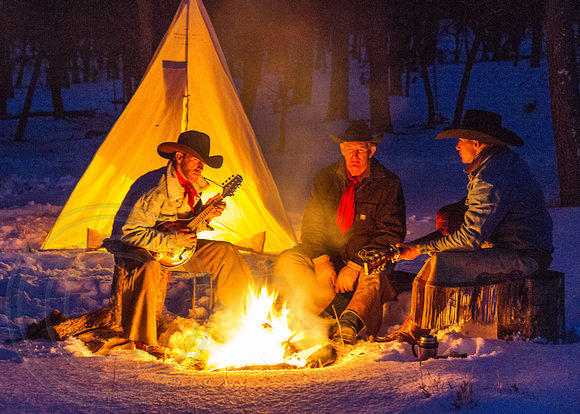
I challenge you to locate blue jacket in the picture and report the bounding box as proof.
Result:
[420,146,553,254]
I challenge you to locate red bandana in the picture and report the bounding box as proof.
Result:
[175,167,199,211]
[336,170,359,236]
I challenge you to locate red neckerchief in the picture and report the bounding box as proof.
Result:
[175,167,199,212]
[336,169,360,236]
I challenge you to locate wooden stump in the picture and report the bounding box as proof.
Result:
[497,270,565,343]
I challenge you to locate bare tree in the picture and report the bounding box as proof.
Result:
[529,0,543,68]
[545,0,580,206]
[325,0,350,121]
[452,29,482,127]
[137,0,154,75]
[290,0,315,106]
[0,11,13,115]
[415,2,440,126]
[363,0,393,133]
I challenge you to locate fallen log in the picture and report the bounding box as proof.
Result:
[24,309,68,340]
[47,307,114,341]
[76,327,127,353]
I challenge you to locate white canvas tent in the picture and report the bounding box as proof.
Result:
[42,0,296,253]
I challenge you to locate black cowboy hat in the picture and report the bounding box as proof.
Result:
[436,110,523,146]
[157,130,223,168]
[331,120,382,144]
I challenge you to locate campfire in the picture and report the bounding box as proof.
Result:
[166,285,337,371]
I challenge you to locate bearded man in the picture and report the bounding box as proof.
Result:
[107,130,253,355]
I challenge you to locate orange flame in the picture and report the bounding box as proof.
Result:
[167,285,323,370]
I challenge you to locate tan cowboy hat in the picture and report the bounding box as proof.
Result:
[331,120,383,144]
[436,110,524,146]
[157,130,223,168]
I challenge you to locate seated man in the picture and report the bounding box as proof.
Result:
[107,130,254,354]
[274,120,406,345]
[389,110,553,343]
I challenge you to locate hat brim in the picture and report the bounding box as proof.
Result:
[435,128,523,147]
[157,142,223,168]
[331,134,383,145]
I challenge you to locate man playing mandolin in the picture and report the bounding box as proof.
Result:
[107,130,253,356]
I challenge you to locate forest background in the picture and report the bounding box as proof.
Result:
[1,0,578,206]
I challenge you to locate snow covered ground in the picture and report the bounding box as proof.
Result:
[1,43,579,412]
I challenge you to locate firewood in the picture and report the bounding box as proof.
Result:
[24,309,68,340]
[48,307,113,341]
[76,327,126,353]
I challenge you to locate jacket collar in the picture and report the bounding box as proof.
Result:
[165,161,209,201]
[464,145,508,176]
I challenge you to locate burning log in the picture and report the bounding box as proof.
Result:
[304,343,338,368]
[214,343,338,371]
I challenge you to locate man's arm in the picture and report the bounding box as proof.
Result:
[418,177,508,254]
[120,193,192,254]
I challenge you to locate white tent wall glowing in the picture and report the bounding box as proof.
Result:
[42,0,296,253]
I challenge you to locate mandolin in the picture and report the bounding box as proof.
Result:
[357,245,400,275]
[152,174,243,268]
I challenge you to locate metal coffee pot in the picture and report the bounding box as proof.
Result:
[412,335,439,361]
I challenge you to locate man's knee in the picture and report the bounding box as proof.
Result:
[273,248,311,278]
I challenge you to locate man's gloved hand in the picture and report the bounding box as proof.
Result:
[313,257,337,289]
[335,265,359,293]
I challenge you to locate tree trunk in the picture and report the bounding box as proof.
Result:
[388,6,409,97]
[417,11,440,126]
[314,37,327,72]
[291,15,314,106]
[46,53,66,120]
[325,7,349,122]
[0,25,12,115]
[530,0,543,68]
[14,54,42,142]
[364,1,392,133]
[239,44,263,117]
[452,33,482,127]
[278,78,289,152]
[136,0,154,75]
[420,63,435,126]
[545,0,580,206]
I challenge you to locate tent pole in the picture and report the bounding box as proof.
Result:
[183,0,190,131]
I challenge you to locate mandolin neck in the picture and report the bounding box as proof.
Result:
[187,195,224,231]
